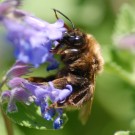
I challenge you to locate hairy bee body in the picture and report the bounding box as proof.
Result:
[27,27,104,124]
[51,30,104,108]
[28,29,104,110]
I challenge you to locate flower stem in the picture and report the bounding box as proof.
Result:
[0,76,7,93]
[105,62,135,87]
[0,108,14,135]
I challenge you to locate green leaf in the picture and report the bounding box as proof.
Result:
[2,102,68,130]
[114,131,135,135]
[113,4,135,44]
[109,4,135,86]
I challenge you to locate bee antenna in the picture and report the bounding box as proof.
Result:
[53,9,75,29]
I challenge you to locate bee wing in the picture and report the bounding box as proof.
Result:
[79,84,95,125]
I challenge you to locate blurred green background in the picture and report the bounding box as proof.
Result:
[1,0,135,135]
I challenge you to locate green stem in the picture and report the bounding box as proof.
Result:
[105,62,135,87]
[0,75,13,135]
[0,108,14,135]
[0,76,7,93]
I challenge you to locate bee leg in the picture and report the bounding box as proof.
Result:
[26,75,56,83]
[46,102,59,110]
[68,85,94,108]
[50,43,61,54]
[63,49,79,54]
[51,77,68,89]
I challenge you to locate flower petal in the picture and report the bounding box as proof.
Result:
[53,117,63,129]
[7,101,18,113]
[2,8,66,67]
[7,77,27,88]
[22,81,49,99]
[6,60,32,78]
[44,108,56,120]
[1,90,11,101]
[55,85,73,102]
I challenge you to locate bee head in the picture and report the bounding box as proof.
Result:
[62,30,86,47]
[52,9,87,53]
[53,9,86,48]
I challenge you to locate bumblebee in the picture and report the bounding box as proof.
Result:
[28,9,104,124]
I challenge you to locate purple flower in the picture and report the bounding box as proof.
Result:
[1,82,32,112]
[117,33,135,50]
[0,60,32,90]
[43,108,56,120]
[22,81,72,103]
[1,73,73,129]
[1,59,72,129]
[4,17,65,67]
[6,60,32,79]
[53,117,63,129]
[0,0,66,67]
[0,0,70,130]
[114,33,135,52]
[0,0,20,18]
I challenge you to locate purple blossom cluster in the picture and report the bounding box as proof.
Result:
[0,0,66,68]
[0,0,72,129]
[1,61,72,129]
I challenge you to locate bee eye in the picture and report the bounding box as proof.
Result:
[69,35,84,46]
